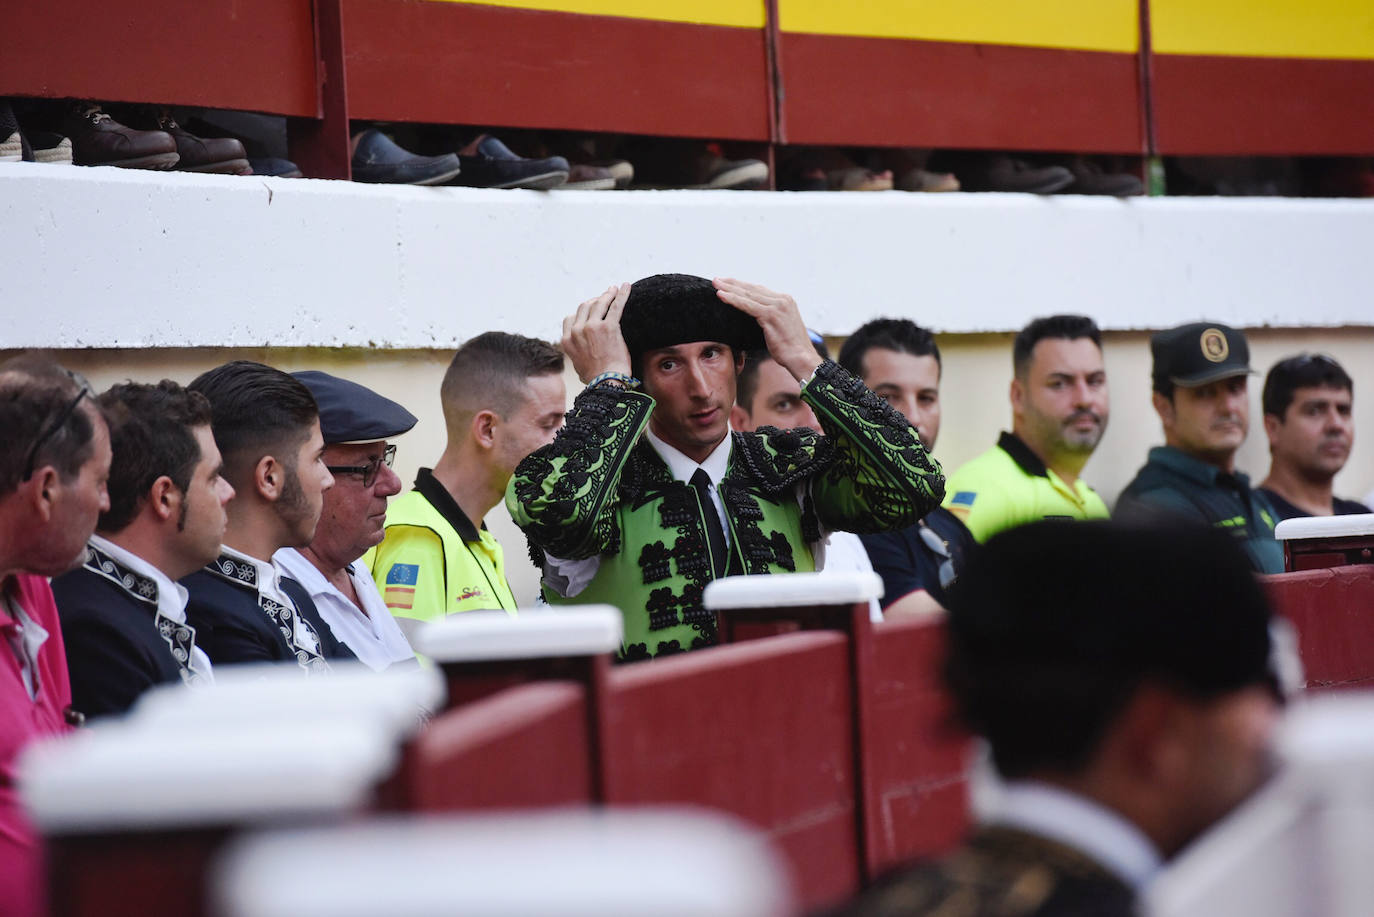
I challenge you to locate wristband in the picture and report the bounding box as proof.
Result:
[587,371,641,391]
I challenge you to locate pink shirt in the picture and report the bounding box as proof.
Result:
[1,573,73,917]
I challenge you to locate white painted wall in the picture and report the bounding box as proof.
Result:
[5,164,1373,603]
[3,162,1373,349]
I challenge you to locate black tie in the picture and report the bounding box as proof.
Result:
[690,469,729,579]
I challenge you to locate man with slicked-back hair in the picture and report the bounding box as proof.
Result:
[369,332,566,636]
[182,361,345,673]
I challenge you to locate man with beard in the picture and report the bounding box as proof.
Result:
[0,356,110,917]
[1257,354,1369,519]
[52,381,235,718]
[183,361,345,672]
[836,520,1283,917]
[942,315,1110,541]
[1117,323,1283,573]
[275,372,419,670]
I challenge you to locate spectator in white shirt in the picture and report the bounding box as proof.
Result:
[275,372,419,671]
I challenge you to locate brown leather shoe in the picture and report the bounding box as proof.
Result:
[142,108,250,175]
[63,102,179,169]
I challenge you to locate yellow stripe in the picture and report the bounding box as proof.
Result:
[433,0,765,29]
[779,0,1138,53]
[1151,0,1374,60]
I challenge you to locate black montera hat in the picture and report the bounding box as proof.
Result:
[1151,321,1253,389]
[946,520,1276,700]
[291,371,417,444]
[620,273,767,358]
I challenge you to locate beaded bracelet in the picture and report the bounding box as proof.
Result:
[587,371,642,391]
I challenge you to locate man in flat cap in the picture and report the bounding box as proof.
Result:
[838,520,1283,917]
[369,332,566,634]
[53,380,233,718]
[507,275,945,661]
[275,372,419,671]
[1116,322,1282,573]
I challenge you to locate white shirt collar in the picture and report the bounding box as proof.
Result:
[88,533,190,623]
[645,427,732,485]
[989,780,1162,890]
[272,548,332,598]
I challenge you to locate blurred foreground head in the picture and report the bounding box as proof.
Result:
[945,519,1281,856]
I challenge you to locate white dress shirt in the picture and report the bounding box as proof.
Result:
[989,780,1163,891]
[275,548,416,672]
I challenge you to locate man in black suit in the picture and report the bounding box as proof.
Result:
[839,520,1283,917]
[53,381,235,717]
[182,361,349,673]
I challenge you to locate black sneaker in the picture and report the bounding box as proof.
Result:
[452,135,568,190]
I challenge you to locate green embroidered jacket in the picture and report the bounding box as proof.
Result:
[506,360,945,660]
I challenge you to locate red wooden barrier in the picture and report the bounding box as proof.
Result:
[1265,565,1374,691]
[340,0,774,141]
[597,632,861,910]
[0,0,319,118]
[859,616,970,876]
[389,680,594,811]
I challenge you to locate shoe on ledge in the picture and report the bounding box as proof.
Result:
[140,108,251,175]
[63,103,179,170]
[451,135,569,190]
[351,129,462,185]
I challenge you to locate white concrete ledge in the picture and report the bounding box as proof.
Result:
[414,605,624,662]
[703,571,883,610]
[1274,513,1374,541]
[3,162,1372,348]
[213,810,793,917]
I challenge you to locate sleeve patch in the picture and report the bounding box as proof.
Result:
[385,563,420,585]
[949,491,977,507]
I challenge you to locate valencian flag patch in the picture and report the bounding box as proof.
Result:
[383,563,419,610]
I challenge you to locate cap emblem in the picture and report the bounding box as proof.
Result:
[1200,328,1229,363]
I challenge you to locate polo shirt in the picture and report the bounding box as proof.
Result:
[942,432,1109,542]
[1115,446,1283,574]
[860,506,976,609]
[1,574,72,917]
[1258,488,1372,522]
[368,468,518,630]
[274,548,417,672]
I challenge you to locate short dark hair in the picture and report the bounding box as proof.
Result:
[439,332,564,426]
[97,381,214,533]
[1262,354,1353,418]
[944,520,1273,780]
[188,361,318,488]
[0,355,98,496]
[836,319,941,380]
[1013,315,1101,379]
[736,338,828,414]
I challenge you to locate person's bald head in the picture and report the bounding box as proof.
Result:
[439,332,565,437]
